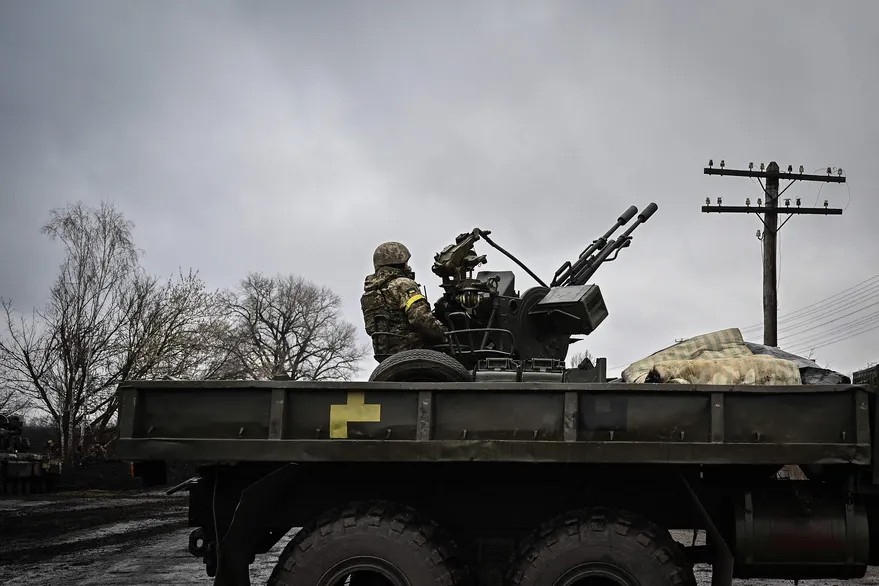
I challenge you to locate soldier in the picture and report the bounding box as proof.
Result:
[361,241,447,361]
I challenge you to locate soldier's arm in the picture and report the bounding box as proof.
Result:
[392,279,447,342]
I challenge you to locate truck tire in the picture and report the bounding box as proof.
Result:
[268,501,465,586]
[508,508,695,586]
[369,349,471,382]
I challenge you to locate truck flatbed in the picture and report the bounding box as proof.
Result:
[115,205,879,585]
[117,380,872,466]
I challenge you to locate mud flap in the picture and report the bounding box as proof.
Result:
[213,463,299,586]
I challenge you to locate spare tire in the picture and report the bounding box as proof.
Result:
[369,349,471,382]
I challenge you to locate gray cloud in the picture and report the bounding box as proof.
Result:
[2,1,877,377]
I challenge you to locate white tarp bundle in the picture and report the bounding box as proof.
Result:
[621,328,801,385]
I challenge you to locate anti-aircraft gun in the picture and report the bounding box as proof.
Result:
[430,203,658,369]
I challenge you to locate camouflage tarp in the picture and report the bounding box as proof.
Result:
[746,342,851,385]
[645,355,802,385]
[622,328,800,385]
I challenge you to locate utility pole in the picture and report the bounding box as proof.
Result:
[763,163,780,346]
[703,160,845,346]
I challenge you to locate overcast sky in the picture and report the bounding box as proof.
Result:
[1,1,877,378]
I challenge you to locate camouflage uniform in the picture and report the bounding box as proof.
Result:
[361,242,447,360]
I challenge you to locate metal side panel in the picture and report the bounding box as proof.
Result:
[116,381,873,467]
[116,438,869,465]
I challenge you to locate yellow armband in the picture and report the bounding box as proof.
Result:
[404,293,425,310]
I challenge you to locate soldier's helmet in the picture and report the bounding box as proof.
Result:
[373,242,411,269]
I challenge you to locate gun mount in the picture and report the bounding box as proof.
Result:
[430,203,658,368]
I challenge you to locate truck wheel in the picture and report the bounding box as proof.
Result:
[268,501,465,586]
[369,349,471,382]
[508,508,695,586]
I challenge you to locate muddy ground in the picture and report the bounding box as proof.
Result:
[0,489,294,585]
[1,490,878,585]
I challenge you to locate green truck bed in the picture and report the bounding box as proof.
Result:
[117,380,873,467]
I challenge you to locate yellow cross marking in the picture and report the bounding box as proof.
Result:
[329,392,381,439]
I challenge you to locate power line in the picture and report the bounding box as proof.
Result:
[744,287,879,335]
[784,310,879,344]
[781,281,879,320]
[771,287,879,336]
[743,279,879,332]
[773,299,879,340]
[787,322,879,355]
[744,292,879,339]
[781,311,879,348]
[786,313,879,350]
[741,274,879,331]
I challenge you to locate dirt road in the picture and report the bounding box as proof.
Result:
[1,490,878,585]
[0,490,293,585]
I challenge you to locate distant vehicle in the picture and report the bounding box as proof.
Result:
[0,414,61,494]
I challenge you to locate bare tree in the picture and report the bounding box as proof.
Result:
[86,270,222,440]
[568,349,594,369]
[0,365,29,414]
[0,202,215,461]
[216,273,366,380]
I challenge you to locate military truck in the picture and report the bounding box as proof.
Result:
[119,205,879,586]
[0,413,61,494]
